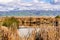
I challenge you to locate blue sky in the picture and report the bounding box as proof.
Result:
[21,0,32,2]
[21,0,53,3]
[39,0,53,3]
[0,0,60,11]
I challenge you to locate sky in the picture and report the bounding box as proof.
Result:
[0,0,60,11]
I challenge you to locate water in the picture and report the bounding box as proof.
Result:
[18,28,34,38]
[18,28,40,38]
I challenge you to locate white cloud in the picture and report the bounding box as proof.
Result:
[0,0,13,4]
[0,6,14,11]
[54,0,60,3]
[54,0,58,2]
[0,0,60,11]
[19,3,33,6]
[33,0,39,3]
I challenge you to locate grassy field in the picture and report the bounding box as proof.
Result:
[0,16,60,40]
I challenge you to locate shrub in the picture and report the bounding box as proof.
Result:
[2,17,19,29]
[55,15,60,18]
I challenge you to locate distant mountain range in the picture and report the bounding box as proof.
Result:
[0,10,60,16]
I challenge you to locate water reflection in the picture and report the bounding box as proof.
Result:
[18,28,40,38]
